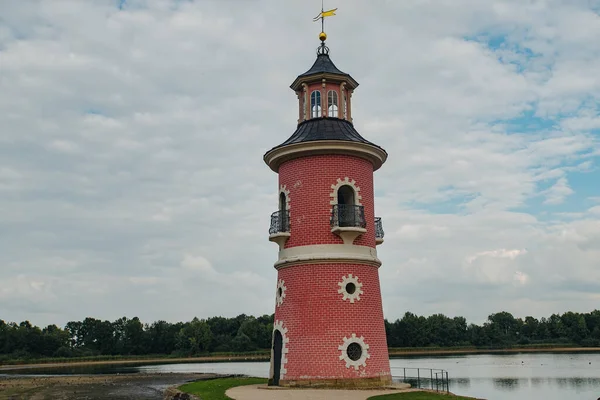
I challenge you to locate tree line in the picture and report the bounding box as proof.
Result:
[1,310,599,360]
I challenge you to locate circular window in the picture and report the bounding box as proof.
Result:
[339,334,370,370]
[338,274,363,303]
[345,282,356,294]
[346,342,362,361]
[276,279,287,307]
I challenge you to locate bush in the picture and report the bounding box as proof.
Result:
[53,346,74,358]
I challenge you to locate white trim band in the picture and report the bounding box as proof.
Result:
[264,140,387,172]
[274,244,381,269]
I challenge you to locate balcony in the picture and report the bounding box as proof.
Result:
[330,204,367,245]
[269,210,291,249]
[375,217,384,245]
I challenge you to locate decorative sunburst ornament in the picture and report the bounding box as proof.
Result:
[276,279,287,307]
[338,333,370,370]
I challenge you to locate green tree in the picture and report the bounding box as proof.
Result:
[124,317,145,355]
[42,325,69,356]
[176,318,213,355]
[146,320,178,354]
[561,312,589,344]
[0,320,7,354]
[485,312,519,345]
[230,332,254,352]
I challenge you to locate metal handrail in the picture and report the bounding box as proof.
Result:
[330,204,366,228]
[375,217,384,239]
[269,210,290,235]
[391,367,450,393]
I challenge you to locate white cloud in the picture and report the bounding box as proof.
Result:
[589,206,600,216]
[466,249,528,264]
[0,0,599,327]
[181,255,215,274]
[47,140,80,153]
[542,176,575,205]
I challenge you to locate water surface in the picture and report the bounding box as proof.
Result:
[3,353,600,399]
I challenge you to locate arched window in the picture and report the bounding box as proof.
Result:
[328,90,338,117]
[311,90,321,118]
[337,185,356,228]
[279,192,286,213]
[278,192,288,232]
[337,185,355,206]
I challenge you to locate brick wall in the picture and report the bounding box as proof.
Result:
[274,262,391,380]
[278,154,376,248]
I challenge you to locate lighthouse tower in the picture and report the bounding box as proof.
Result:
[264,31,391,388]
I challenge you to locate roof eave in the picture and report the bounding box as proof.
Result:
[264,140,388,173]
[290,73,359,92]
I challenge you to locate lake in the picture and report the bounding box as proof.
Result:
[2,353,599,399]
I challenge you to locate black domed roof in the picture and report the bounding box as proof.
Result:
[297,53,348,78]
[267,117,385,153]
[290,47,359,91]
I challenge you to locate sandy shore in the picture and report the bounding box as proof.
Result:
[0,373,217,399]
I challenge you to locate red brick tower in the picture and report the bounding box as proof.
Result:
[264,31,391,388]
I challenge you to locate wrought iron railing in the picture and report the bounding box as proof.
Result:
[330,204,366,228]
[375,217,384,240]
[269,210,290,235]
[391,367,449,393]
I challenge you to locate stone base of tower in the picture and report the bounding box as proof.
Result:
[276,375,392,388]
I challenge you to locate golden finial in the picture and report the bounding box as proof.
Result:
[313,1,337,42]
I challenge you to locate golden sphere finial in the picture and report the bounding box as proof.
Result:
[319,32,327,42]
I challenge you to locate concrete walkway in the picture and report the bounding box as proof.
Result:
[226,384,417,400]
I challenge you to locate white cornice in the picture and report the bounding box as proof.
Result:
[264,140,388,173]
[274,244,381,270]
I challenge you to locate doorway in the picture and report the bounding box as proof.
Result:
[271,330,283,386]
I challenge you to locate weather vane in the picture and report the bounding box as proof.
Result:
[313,0,337,42]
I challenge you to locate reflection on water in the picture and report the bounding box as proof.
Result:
[2,353,600,400]
[554,377,600,390]
[2,363,144,376]
[493,378,522,390]
[394,353,600,400]
[451,377,471,389]
[531,377,545,388]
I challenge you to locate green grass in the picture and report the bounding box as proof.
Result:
[179,377,267,400]
[368,393,479,400]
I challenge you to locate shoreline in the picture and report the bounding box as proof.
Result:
[388,346,600,357]
[0,372,217,399]
[0,354,269,371]
[2,347,600,371]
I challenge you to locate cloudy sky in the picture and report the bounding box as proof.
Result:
[1,0,599,328]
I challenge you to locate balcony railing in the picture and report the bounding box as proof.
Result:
[375,217,384,240]
[269,210,290,235]
[330,204,366,229]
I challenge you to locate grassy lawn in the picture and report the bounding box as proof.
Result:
[368,392,479,400]
[179,377,267,400]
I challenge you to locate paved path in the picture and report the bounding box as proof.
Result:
[226,384,417,400]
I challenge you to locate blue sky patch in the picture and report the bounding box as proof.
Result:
[493,110,558,134]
